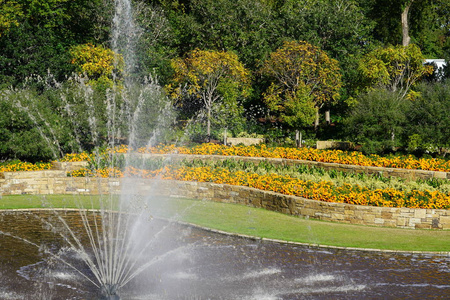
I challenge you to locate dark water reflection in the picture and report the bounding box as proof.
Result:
[0,210,449,299]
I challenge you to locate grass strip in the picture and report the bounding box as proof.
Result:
[164,198,450,252]
[1,195,449,252]
[0,194,111,210]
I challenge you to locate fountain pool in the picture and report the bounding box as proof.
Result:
[0,209,449,299]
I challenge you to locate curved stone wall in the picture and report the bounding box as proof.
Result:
[151,180,450,230]
[0,158,449,230]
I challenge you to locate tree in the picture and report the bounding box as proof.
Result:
[70,43,124,86]
[167,49,251,140]
[279,0,374,58]
[365,0,450,57]
[131,1,177,84]
[0,0,111,86]
[0,83,75,161]
[261,40,342,128]
[161,0,278,69]
[273,87,317,147]
[358,44,433,99]
[409,0,450,57]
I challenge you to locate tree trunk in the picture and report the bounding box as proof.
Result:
[401,1,413,46]
[207,105,211,142]
[295,130,302,148]
[223,128,227,145]
[325,110,330,125]
[314,108,320,130]
[391,128,396,151]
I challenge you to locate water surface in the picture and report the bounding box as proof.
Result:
[0,210,448,299]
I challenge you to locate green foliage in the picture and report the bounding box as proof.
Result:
[366,0,449,57]
[279,0,374,61]
[163,0,278,68]
[1,0,449,160]
[345,89,411,154]
[405,79,450,155]
[0,0,23,37]
[132,2,176,83]
[407,134,422,152]
[0,87,62,161]
[277,0,375,113]
[358,44,433,98]
[261,40,342,109]
[365,0,407,45]
[0,0,111,86]
[124,79,177,148]
[167,49,251,139]
[410,0,450,57]
[278,87,316,129]
[0,21,75,85]
[70,43,123,87]
[261,40,341,134]
[0,74,175,161]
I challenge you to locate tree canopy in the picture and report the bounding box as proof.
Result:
[70,43,124,86]
[358,44,433,98]
[261,40,342,111]
[167,49,251,140]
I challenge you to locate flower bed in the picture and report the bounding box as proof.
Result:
[138,144,450,172]
[68,165,450,209]
[51,144,450,173]
[0,161,52,172]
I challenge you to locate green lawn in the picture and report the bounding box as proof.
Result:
[1,194,449,252]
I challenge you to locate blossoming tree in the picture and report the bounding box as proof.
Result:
[167,49,251,141]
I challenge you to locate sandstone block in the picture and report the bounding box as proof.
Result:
[330,213,344,220]
[381,211,393,219]
[384,220,397,227]
[414,209,427,219]
[374,218,384,224]
[415,223,431,229]
[344,209,355,215]
[408,218,421,227]
[440,216,450,226]
[362,214,375,223]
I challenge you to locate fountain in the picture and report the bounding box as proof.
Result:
[0,0,185,298]
[0,0,449,299]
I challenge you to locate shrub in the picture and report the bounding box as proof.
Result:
[405,79,450,156]
[344,89,410,155]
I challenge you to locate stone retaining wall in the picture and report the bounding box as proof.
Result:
[316,141,353,150]
[151,181,450,230]
[226,137,264,146]
[0,170,120,195]
[0,160,449,230]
